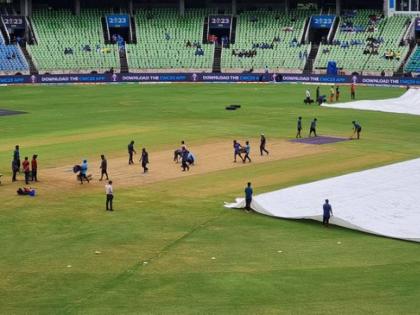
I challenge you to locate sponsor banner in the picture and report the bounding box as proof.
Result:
[0,73,419,86]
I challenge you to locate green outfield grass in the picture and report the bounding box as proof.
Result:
[1,83,420,314]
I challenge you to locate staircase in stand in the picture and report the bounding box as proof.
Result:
[202,16,209,43]
[303,43,319,73]
[230,16,237,44]
[119,47,129,73]
[212,43,222,73]
[396,42,417,76]
[19,43,38,74]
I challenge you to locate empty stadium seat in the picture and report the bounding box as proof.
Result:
[28,9,120,73]
[221,9,313,72]
[126,9,215,71]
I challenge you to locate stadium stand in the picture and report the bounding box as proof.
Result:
[127,9,215,72]
[221,9,312,73]
[0,32,29,74]
[314,11,410,75]
[27,9,120,73]
[404,46,420,73]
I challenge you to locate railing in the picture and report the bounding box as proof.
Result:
[402,17,415,44]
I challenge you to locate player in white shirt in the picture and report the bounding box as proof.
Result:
[105,181,113,211]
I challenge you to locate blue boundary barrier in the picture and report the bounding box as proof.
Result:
[1,72,419,86]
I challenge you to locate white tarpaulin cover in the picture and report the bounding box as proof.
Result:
[321,88,420,116]
[225,158,420,242]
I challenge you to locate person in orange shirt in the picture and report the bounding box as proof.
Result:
[22,157,30,184]
[329,86,335,103]
[31,155,38,182]
[350,83,356,100]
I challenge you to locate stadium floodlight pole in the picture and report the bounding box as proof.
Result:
[20,0,32,17]
[336,0,341,15]
[128,0,133,16]
[74,0,80,15]
[179,0,185,16]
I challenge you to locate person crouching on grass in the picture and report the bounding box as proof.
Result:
[351,121,362,140]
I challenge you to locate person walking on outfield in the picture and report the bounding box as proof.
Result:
[323,199,333,227]
[11,159,19,182]
[335,85,340,102]
[181,148,190,171]
[80,159,89,184]
[350,83,356,100]
[244,182,253,212]
[351,121,362,140]
[105,180,114,211]
[309,118,318,137]
[233,140,242,163]
[316,86,320,100]
[329,86,335,103]
[31,155,38,182]
[260,134,269,156]
[22,157,30,185]
[140,148,149,173]
[296,116,303,138]
[13,145,20,171]
[128,140,136,165]
[99,155,109,181]
[243,141,251,163]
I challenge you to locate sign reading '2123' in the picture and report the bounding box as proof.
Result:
[106,15,129,28]
[208,15,232,29]
[310,15,335,29]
